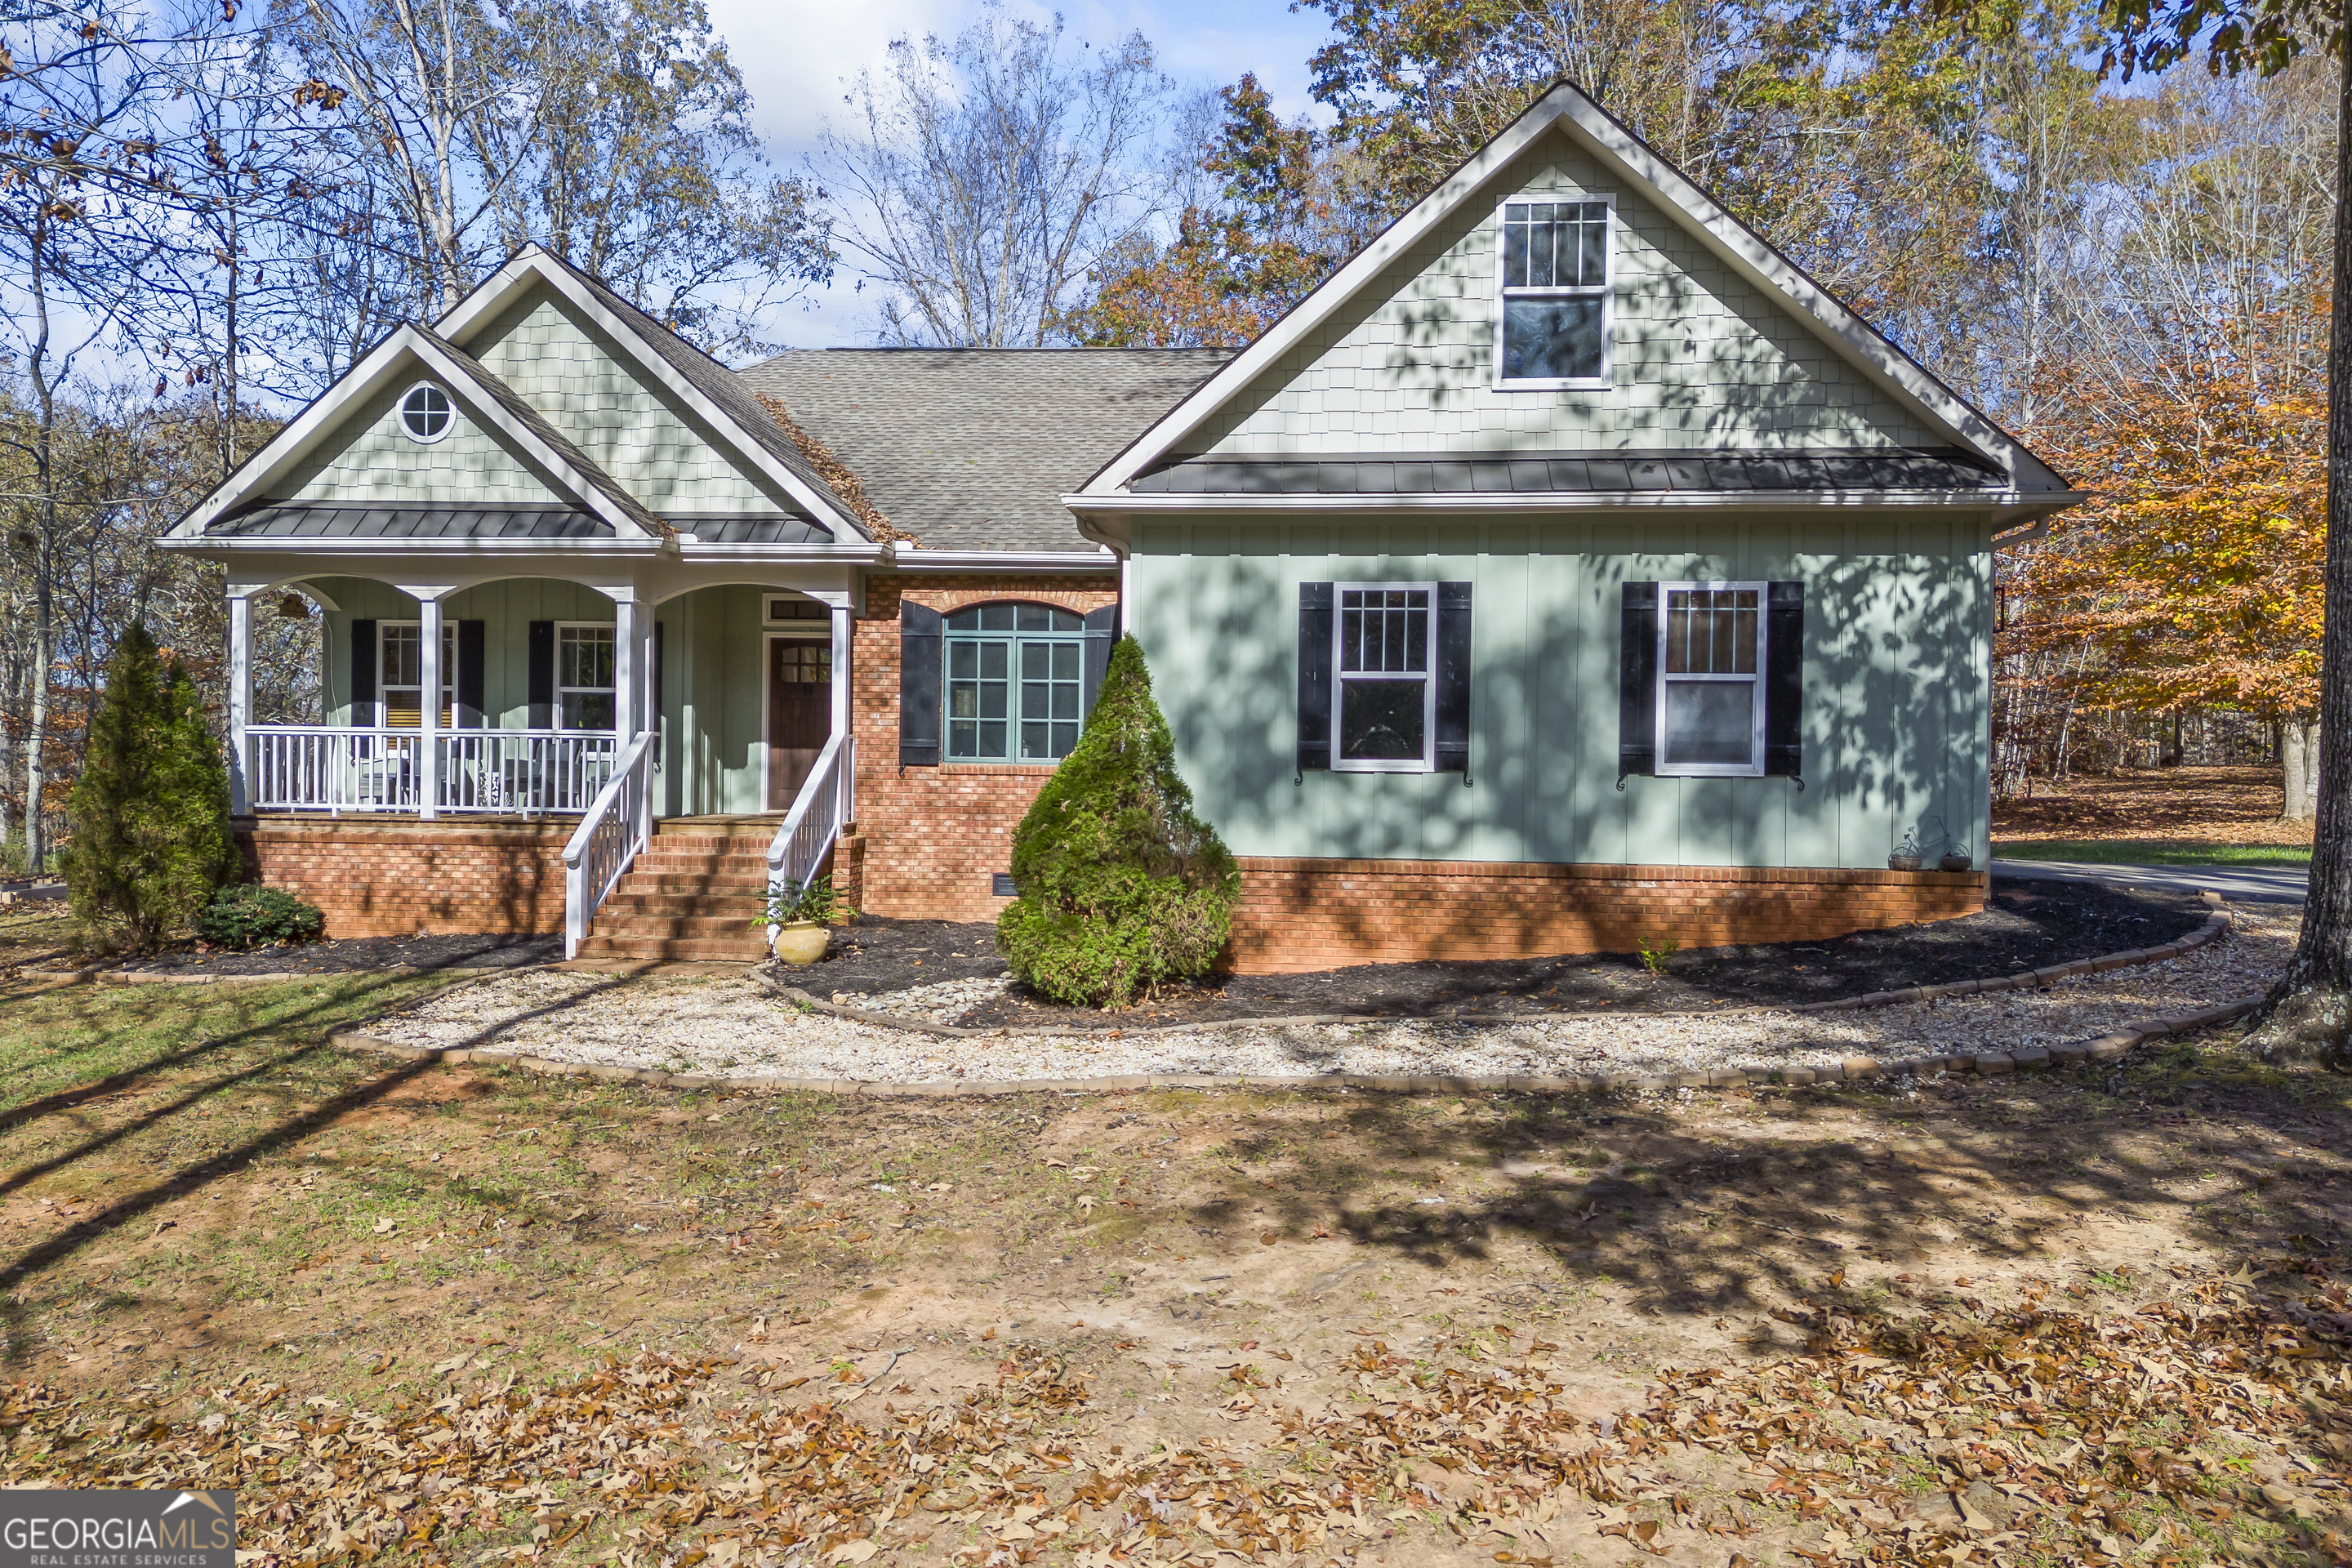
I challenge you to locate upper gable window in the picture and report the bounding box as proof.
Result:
[1494,198,1612,388]
[399,383,453,443]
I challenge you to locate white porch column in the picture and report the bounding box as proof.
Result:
[418,594,442,820]
[831,600,854,822]
[225,591,253,816]
[613,595,640,742]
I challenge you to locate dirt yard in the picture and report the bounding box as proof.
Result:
[1,956,2347,1567]
[1994,767,2313,849]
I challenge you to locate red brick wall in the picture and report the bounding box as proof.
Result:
[850,575,1118,924]
[237,817,571,938]
[1228,858,1988,973]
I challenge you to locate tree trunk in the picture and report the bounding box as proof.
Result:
[2283,712,2320,822]
[2247,56,2352,1071]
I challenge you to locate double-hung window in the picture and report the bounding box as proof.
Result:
[1334,584,1436,772]
[379,622,456,728]
[946,604,1086,762]
[1495,198,1611,386]
[556,623,616,732]
[1657,583,1765,775]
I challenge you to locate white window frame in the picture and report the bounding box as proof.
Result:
[398,381,455,445]
[1655,580,1767,778]
[377,621,457,728]
[764,595,830,629]
[1491,194,1614,391]
[1332,581,1438,775]
[555,621,617,733]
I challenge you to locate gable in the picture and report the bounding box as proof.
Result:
[468,284,802,519]
[273,374,572,510]
[1189,127,1939,459]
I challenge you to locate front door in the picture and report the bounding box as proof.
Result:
[768,639,832,809]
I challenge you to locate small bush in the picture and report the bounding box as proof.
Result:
[752,874,855,929]
[195,884,325,949]
[997,635,1237,1008]
[64,622,240,951]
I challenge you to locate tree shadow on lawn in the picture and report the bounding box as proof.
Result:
[0,968,646,1368]
[1209,1050,2348,1321]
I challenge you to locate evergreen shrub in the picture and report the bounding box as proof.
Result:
[195,884,325,949]
[63,623,240,951]
[996,635,1238,1007]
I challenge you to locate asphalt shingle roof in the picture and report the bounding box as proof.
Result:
[737,349,1236,552]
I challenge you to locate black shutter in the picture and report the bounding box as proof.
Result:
[527,620,555,729]
[350,619,378,727]
[456,620,485,728]
[1080,604,1118,719]
[1618,582,1657,782]
[899,601,943,766]
[1296,582,1334,776]
[1765,580,1804,778]
[1435,581,1472,777]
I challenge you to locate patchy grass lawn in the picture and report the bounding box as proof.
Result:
[1,970,2348,1567]
[1993,766,2313,849]
[0,901,71,964]
[1997,840,2314,868]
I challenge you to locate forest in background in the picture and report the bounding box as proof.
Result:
[0,0,2330,870]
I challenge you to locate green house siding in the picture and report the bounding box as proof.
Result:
[275,381,572,508]
[1190,128,1942,457]
[315,577,619,728]
[1128,515,1991,871]
[471,287,796,518]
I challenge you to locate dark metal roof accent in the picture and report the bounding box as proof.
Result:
[737,348,1236,553]
[672,515,835,545]
[212,505,614,539]
[1128,446,2009,497]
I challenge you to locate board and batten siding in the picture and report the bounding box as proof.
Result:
[470,287,797,519]
[314,577,618,730]
[1127,514,1993,872]
[1190,128,1942,457]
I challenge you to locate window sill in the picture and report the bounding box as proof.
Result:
[1656,767,1768,779]
[939,760,1064,776]
[1332,762,1437,775]
[1494,376,1612,391]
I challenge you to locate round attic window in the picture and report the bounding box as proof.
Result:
[399,382,452,443]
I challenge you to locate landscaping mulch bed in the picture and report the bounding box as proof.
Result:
[114,932,564,976]
[795,875,2208,1027]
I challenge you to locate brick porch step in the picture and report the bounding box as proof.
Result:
[573,822,784,962]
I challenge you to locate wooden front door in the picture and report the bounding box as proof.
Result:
[768,639,832,809]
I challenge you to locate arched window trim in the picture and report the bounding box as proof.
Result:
[943,600,1087,763]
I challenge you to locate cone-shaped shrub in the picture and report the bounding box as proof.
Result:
[997,635,1238,1007]
[64,624,239,951]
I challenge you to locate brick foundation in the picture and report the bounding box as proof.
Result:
[850,575,1118,924]
[237,816,572,938]
[1227,858,1988,974]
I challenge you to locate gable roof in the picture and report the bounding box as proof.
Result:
[1080,81,2073,506]
[433,246,875,540]
[738,349,1234,552]
[168,323,666,541]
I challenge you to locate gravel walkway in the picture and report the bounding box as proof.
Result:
[359,902,2296,1085]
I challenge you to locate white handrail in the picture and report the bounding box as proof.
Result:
[562,729,656,959]
[765,732,852,895]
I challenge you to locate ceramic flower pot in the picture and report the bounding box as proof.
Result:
[1887,853,1923,872]
[1939,851,1974,873]
[769,920,830,965]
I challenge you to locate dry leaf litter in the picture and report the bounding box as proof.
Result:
[361,905,2296,1085]
[10,1257,2347,1566]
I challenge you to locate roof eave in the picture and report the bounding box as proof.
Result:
[1063,488,2083,516]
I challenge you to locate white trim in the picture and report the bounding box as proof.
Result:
[1064,488,2080,520]
[376,618,461,732]
[1331,581,1439,775]
[1078,81,2065,497]
[555,621,619,734]
[1654,580,1766,778]
[889,544,1119,572]
[399,381,457,444]
[1491,194,1614,391]
[764,593,833,628]
[434,247,871,542]
[168,324,657,541]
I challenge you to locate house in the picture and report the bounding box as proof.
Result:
[163,82,2077,970]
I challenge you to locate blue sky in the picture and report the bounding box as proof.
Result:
[706,0,1338,345]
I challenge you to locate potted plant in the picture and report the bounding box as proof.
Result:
[1938,844,1975,873]
[753,875,853,964]
[1887,830,1923,874]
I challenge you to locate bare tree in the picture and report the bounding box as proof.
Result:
[817,4,1179,347]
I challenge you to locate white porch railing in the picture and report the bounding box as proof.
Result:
[767,732,854,896]
[562,730,656,959]
[244,726,615,815]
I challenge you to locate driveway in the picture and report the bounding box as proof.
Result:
[1993,857,2309,904]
